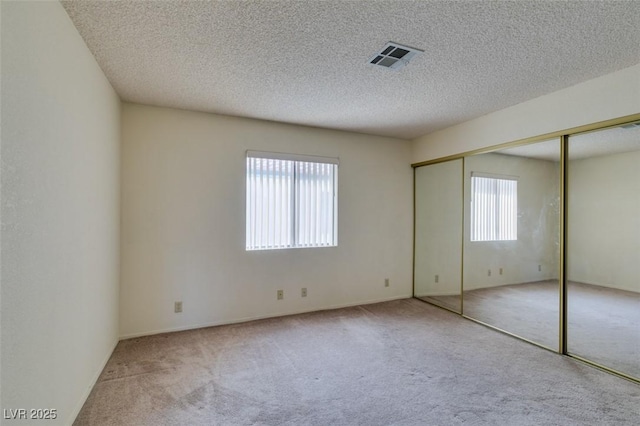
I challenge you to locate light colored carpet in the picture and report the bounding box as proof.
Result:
[74,299,640,425]
[423,281,559,349]
[422,281,640,378]
[567,282,640,378]
[463,280,559,350]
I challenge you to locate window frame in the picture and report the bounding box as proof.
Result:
[245,150,339,251]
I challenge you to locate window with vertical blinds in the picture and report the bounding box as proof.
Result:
[470,173,517,242]
[246,151,338,250]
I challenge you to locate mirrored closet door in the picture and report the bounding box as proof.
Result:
[462,139,561,351]
[567,124,640,380]
[412,115,640,383]
[414,159,463,313]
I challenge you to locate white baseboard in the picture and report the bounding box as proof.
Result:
[68,338,119,425]
[414,291,460,297]
[119,294,412,340]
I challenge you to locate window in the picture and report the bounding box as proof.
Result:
[470,173,517,241]
[246,151,338,250]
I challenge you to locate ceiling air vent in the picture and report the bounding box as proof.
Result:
[368,42,423,70]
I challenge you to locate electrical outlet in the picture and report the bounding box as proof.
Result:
[538,264,542,272]
[174,301,182,313]
[301,288,307,297]
[384,278,390,287]
[435,274,439,283]
[277,290,284,300]
[488,269,492,277]
[499,268,503,275]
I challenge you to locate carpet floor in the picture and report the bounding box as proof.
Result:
[421,281,640,378]
[74,299,639,425]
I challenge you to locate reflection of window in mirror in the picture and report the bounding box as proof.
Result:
[470,172,518,242]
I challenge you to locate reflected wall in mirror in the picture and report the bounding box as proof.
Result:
[567,124,640,379]
[463,139,560,350]
[414,159,462,312]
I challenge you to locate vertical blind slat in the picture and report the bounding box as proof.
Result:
[247,156,337,250]
[471,176,517,242]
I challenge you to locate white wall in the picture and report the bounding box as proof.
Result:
[414,159,463,297]
[567,150,640,293]
[1,2,120,424]
[412,64,640,163]
[463,153,560,290]
[120,103,413,338]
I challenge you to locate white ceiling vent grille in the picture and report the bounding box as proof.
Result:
[368,42,423,70]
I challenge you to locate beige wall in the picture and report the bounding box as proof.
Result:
[414,159,463,297]
[120,103,413,338]
[1,2,121,425]
[412,64,640,163]
[463,153,560,290]
[568,150,640,292]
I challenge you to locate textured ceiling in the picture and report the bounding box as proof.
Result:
[61,1,640,140]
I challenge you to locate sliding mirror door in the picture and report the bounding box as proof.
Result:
[567,124,640,379]
[414,159,463,312]
[462,139,561,350]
